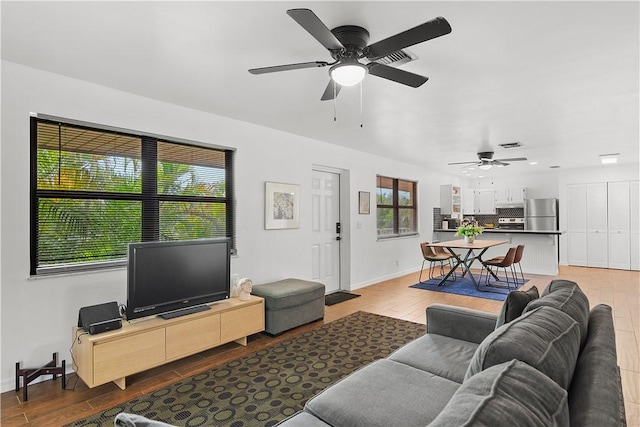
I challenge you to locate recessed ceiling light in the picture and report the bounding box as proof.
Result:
[529,161,538,165]
[599,153,619,164]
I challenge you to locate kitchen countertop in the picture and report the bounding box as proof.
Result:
[435,228,564,235]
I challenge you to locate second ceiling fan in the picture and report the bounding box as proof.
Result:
[448,151,528,170]
[249,8,452,100]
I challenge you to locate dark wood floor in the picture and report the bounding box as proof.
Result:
[2,266,638,426]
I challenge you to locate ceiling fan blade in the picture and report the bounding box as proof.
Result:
[448,161,480,166]
[286,9,345,51]
[366,17,452,61]
[367,63,428,88]
[494,157,528,162]
[249,61,330,75]
[321,80,342,101]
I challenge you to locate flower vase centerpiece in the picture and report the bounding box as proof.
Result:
[455,219,484,244]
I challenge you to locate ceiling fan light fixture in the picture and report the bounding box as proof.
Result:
[330,62,368,86]
[478,163,493,171]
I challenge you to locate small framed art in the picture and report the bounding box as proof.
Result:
[359,191,370,215]
[265,182,300,229]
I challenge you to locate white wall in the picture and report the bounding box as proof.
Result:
[3,61,637,392]
[0,60,463,391]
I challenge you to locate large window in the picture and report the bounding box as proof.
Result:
[30,117,235,275]
[376,175,418,238]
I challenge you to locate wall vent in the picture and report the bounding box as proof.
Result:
[499,142,522,149]
[374,49,416,67]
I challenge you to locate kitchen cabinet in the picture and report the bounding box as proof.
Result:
[495,187,527,205]
[567,181,638,270]
[586,183,608,268]
[607,181,630,270]
[567,184,587,266]
[462,188,475,215]
[631,181,640,270]
[440,185,461,215]
[474,189,496,215]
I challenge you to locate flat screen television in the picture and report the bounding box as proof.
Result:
[126,238,230,320]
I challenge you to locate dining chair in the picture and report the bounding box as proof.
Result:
[419,242,457,283]
[484,244,525,284]
[480,246,517,289]
[512,245,525,283]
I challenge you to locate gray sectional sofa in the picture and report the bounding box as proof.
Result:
[278,279,626,426]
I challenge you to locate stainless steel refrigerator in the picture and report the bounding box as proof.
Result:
[524,198,558,231]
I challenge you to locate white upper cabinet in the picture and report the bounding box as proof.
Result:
[475,189,496,215]
[440,185,461,215]
[462,188,475,215]
[495,187,527,205]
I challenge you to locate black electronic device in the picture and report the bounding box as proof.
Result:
[78,301,122,335]
[126,238,231,321]
[88,318,123,335]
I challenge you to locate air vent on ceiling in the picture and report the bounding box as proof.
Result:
[374,49,416,67]
[499,142,522,149]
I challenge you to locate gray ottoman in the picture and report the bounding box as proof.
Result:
[251,278,325,335]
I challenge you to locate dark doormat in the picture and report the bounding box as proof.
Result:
[325,291,361,306]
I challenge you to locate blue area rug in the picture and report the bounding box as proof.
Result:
[410,274,527,301]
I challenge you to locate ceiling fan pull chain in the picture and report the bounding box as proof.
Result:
[333,81,337,122]
[360,80,364,128]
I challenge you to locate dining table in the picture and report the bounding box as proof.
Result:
[427,239,509,289]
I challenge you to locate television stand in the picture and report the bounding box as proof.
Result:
[72,296,264,390]
[160,304,211,319]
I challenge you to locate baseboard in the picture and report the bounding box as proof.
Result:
[349,267,420,291]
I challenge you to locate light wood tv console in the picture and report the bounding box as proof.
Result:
[72,296,265,389]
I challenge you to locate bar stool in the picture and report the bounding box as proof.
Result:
[480,246,517,289]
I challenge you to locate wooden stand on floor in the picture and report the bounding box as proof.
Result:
[15,352,66,402]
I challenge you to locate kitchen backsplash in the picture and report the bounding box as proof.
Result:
[433,207,524,230]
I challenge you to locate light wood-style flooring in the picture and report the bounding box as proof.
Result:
[1,265,639,426]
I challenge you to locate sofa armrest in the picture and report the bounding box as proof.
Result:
[426,304,497,344]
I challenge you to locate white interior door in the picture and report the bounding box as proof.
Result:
[311,170,341,294]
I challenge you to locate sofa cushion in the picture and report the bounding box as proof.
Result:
[305,359,460,427]
[569,304,623,427]
[496,285,539,327]
[523,279,590,347]
[429,360,569,427]
[251,278,325,310]
[388,334,478,383]
[276,411,332,427]
[465,306,581,389]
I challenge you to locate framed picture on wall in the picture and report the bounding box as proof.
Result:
[359,191,370,215]
[265,182,300,229]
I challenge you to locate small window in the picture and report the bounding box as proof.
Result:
[376,175,418,238]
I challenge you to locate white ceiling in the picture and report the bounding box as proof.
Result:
[2,1,639,178]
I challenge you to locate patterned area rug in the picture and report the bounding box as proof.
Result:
[410,274,527,301]
[66,311,425,427]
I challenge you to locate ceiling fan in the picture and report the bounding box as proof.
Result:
[248,8,452,100]
[448,151,528,170]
